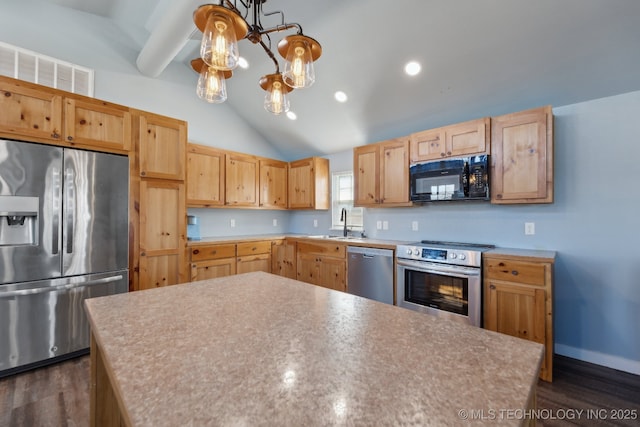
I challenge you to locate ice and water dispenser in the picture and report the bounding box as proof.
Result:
[0,196,39,246]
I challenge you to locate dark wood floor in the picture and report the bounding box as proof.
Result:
[1,354,638,426]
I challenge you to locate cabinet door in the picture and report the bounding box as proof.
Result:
[447,117,489,158]
[0,77,63,141]
[380,138,410,205]
[485,280,546,345]
[237,254,271,274]
[353,144,380,206]
[138,112,186,181]
[410,128,446,162]
[491,106,553,204]
[139,180,186,290]
[186,144,225,206]
[191,258,236,281]
[260,159,288,208]
[317,256,346,292]
[64,97,131,153]
[226,154,259,206]
[288,158,314,209]
[272,240,296,279]
[296,252,321,286]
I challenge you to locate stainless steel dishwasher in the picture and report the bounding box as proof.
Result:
[347,246,394,304]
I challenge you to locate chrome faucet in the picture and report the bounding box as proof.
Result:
[340,208,348,237]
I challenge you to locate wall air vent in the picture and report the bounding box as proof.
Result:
[0,41,94,97]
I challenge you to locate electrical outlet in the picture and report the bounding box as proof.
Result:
[376,220,382,230]
[383,221,389,230]
[411,221,419,231]
[525,222,535,235]
[272,219,278,227]
[230,219,236,228]
[313,219,318,228]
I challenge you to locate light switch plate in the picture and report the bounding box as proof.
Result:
[376,220,382,230]
[525,222,535,235]
[313,219,318,228]
[412,221,419,231]
[230,219,236,228]
[383,221,389,230]
[272,219,278,227]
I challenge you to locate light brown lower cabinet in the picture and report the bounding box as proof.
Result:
[189,243,236,281]
[138,180,186,290]
[483,250,555,382]
[236,241,272,274]
[296,241,346,292]
[271,240,297,279]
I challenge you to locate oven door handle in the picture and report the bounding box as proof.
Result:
[397,260,481,278]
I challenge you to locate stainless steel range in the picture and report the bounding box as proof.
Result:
[396,240,494,327]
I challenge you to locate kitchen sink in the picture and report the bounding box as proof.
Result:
[305,235,365,241]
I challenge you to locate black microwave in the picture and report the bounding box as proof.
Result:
[409,155,489,202]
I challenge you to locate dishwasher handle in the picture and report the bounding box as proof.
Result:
[347,246,393,258]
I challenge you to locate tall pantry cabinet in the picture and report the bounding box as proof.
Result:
[130,110,187,291]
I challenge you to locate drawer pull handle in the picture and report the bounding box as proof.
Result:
[193,249,200,255]
[511,270,519,276]
[498,262,505,267]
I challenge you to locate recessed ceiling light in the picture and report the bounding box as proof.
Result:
[334,91,348,103]
[237,57,249,69]
[404,61,421,76]
[286,111,297,120]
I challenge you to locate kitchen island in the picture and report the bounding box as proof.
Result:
[86,272,543,426]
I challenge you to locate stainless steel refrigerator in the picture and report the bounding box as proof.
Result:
[0,139,129,377]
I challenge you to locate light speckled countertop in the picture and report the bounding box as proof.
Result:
[86,272,543,426]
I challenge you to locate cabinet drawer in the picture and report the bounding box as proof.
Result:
[297,241,346,258]
[237,241,272,256]
[484,258,546,286]
[191,244,236,262]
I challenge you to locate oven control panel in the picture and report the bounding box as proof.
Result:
[397,244,483,268]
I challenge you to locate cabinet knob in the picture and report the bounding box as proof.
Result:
[67,136,74,141]
[141,252,146,257]
[192,249,200,255]
[490,284,496,290]
[447,151,451,155]
[52,132,60,139]
[511,270,519,276]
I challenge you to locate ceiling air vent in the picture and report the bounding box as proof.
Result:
[0,41,94,97]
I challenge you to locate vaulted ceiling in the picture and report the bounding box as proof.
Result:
[41,0,640,158]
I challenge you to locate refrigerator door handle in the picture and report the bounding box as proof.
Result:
[51,167,61,255]
[65,167,75,254]
[0,275,124,298]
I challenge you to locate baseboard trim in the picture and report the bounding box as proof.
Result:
[555,344,640,375]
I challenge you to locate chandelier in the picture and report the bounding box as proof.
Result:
[191,0,322,115]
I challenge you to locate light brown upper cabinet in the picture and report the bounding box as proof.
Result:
[226,153,259,207]
[354,137,412,207]
[491,106,553,204]
[288,157,330,210]
[0,76,131,154]
[64,97,131,152]
[259,159,288,209]
[410,117,490,162]
[137,111,186,181]
[186,144,225,207]
[0,76,63,141]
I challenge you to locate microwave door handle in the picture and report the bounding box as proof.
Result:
[65,167,75,254]
[51,167,61,255]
